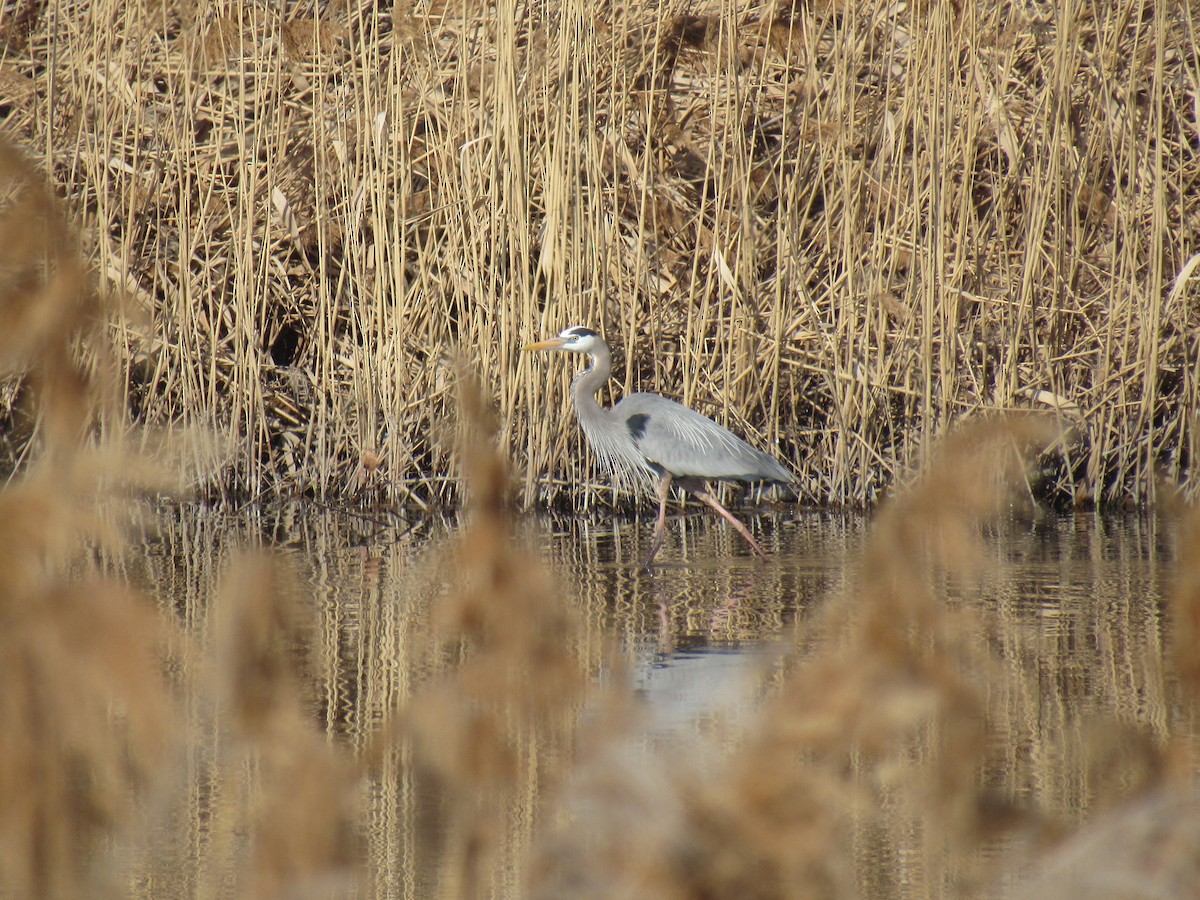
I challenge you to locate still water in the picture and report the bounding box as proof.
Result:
[124,503,1190,898]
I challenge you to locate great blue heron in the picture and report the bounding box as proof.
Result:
[522,326,794,565]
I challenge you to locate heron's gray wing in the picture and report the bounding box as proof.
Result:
[613,393,793,483]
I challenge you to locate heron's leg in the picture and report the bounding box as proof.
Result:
[643,472,673,567]
[686,485,771,561]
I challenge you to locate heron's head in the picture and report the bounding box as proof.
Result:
[521,326,601,355]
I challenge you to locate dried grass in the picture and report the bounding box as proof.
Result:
[0,0,1193,506]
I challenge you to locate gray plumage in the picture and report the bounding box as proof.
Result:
[522,325,794,565]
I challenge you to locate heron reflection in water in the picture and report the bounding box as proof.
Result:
[522,326,794,566]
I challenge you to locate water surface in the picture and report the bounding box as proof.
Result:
[126,504,1186,897]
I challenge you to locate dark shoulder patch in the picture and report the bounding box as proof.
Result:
[626,413,650,441]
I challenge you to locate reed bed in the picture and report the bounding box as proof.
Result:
[3,7,1200,895]
[0,0,1196,506]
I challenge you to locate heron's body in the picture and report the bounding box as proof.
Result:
[523,326,794,565]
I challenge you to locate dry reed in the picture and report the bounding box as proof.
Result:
[0,131,365,898]
[0,138,179,899]
[388,366,592,895]
[0,0,1193,507]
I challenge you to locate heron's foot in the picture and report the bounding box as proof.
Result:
[642,527,667,568]
[744,534,771,562]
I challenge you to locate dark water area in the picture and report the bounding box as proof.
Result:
[120,502,1190,898]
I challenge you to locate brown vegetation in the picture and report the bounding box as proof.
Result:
[3,1,1200,896]
[0,0,1196,506]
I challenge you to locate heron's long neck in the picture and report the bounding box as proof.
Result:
[570,343,613,432]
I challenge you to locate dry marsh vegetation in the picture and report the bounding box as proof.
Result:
[1,18,1200,895]
[0,0,1196,506]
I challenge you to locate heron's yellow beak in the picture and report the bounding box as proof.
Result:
[521,337,568,352]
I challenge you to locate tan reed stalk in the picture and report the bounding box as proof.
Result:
[0,134,180,900]
[376,365,592,894]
